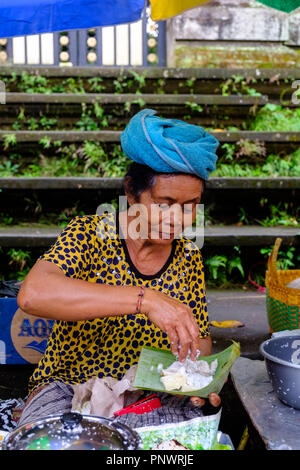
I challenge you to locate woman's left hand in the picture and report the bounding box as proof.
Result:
[190,393,221,408]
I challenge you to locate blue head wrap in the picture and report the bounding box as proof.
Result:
[121,109,219,180]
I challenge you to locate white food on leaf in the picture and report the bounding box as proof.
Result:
[160,358,218,392]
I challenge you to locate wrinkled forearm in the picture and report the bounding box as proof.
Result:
[17,260,142,321]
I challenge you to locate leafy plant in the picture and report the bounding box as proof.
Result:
[260,245,298,271]
[129,70,146,92]
[0,160,19,176]
[155,78,166,94]
[205,247,244,285]
[8,249,31,271]
[93,103,110,128]
[228,246,244,278]
[238,207,249,226]
[88,77,105,93]
[24,194,42,215]
[185,77,196,94]
[61,77,85,94]
[40,116,58,130]
[113,74,131,94]
[80,141,107,173]
[39,136,52,149]
[17,71,51,94]
[184,101,203,114]
[75,104,99,130]
[27,117,39,130]
[57,205,85,228]
[2,133,17,150]
[212,149,300,177]
[0,213,14,225]
[206,255,228,280]
[219,143,236,162]
[256,203,299,227]
[124,97,146,113]
[220,75,261,97]
[249,104,300,132]
[12,107,26,130]
[104,147,131,177]
[235,139,266,162]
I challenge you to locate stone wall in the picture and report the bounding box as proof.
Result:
[166,0,300,68]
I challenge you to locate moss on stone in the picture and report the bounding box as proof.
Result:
[174,45,300,69]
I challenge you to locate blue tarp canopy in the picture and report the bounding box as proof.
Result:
[0,0,146,38]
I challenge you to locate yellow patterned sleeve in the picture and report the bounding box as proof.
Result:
[38,215,97,279]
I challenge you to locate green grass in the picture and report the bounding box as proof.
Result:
[1,139,299,178]
[249,104,300,132]
[212,147,300,177]
[0,141,131,178]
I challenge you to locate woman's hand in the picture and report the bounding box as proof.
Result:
[142,288,203,362]
[190,393,221,408]
[141,288,222,407]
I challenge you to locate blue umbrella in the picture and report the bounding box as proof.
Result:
[1,0,298,39]
[0,0,145,39]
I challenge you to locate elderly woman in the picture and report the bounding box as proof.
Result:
[17,109,220,428]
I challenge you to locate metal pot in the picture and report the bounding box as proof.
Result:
[2,412,142,450]
[260,335,300,410]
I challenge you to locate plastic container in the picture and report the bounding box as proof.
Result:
[2,412,142,450]
[260,335,300,410]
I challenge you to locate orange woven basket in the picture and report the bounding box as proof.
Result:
[265,238,300,332]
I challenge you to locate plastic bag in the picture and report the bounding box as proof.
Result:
[0,281,22,298]
[135,409,225,450]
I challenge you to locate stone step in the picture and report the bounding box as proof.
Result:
[0,225,298,248]
[0,176,299,190]
[0,93,269,129]
[1,129,300,144]
[1,66,299,83]
[185,225,300,247]
[2,65,300,79]
[0,66,299,97]
[3,92,269,106]
[1,130,299,158]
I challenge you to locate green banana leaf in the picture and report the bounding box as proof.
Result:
[133,341,240,398]
[257,0,300,13]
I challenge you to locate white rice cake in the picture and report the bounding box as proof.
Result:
[161,358,218,392]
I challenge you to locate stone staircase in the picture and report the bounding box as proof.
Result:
[0,66,299,285]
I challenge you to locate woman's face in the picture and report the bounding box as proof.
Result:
[127,174,203,244]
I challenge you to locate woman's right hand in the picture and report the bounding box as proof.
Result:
[142,288,201,362]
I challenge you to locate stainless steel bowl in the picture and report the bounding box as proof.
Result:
[2,412,142,450]
[260,335,300,410]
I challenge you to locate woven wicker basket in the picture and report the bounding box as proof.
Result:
[265,238,300,332]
